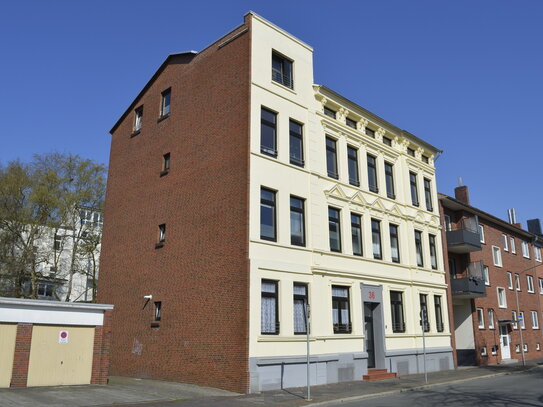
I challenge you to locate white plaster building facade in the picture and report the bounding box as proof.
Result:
[247,13,452,391]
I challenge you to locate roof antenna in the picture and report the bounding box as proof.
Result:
[458,177,463,187]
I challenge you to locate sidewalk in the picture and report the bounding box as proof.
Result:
[1,361,541,407]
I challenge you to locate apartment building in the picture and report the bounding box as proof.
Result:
[98,12,452,393]
[440,186,543,366]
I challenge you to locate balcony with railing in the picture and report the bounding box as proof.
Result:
[451,260,487,298]
[446,216,482,253]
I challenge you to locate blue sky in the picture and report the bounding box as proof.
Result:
[1,1,542,226]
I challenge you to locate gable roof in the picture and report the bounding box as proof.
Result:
[109,51,198,134]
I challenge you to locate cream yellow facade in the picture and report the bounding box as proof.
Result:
[247,12,451,391]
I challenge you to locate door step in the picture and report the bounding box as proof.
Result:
[499,358,518,365]
[363,368,397,381]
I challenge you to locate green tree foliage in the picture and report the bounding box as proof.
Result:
[0,153,106,301]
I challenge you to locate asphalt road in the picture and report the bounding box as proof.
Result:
[331,369,543,407]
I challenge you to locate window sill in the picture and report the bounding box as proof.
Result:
[151,322,160,328]
[160,170,169,177]
[155,242,164,249]
[271,79,296,94]
[157,113,170,123]
[130,130,141,138]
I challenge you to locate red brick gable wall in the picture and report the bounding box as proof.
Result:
[98,17,252,393]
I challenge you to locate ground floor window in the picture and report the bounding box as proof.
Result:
[332,285,351,333]
[261,280,279,334]
[390,291,405,333]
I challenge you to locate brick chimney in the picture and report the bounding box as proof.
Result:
[454,185,470,205]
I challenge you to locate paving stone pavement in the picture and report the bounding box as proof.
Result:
[1,361,542,407]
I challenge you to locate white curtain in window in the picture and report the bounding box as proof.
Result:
[261,296,276,333]
[293,299,306,333]
[332,286,348,297]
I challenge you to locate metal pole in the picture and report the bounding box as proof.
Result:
[305,302,311,401]
[515,287,526,366]
[422,309,428,383]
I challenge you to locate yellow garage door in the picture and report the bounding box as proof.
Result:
[27,325,95,387]
[0,323,17,388]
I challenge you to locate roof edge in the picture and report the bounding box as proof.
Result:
[0,297,114,311]
[315,84,442,154]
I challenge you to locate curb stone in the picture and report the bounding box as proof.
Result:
[303,368,541,407]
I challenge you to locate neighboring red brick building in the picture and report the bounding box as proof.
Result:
[440,186,543,366]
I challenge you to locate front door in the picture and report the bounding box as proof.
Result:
[364,302,376,368]
[499,325,511,360]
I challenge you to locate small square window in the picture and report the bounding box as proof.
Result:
[324,106,337,119]
[407,147,415,157]
[134,106,143,132]
[161,89,171,117]
[421,155,429,164]
[346,117,357,129]
[383,136,392,146]
[365,127,375,138]
[161,153,170,175]
[158,224,166,243]
[154,301,162,322]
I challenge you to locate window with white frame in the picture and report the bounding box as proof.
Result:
[477,308,484,329]
[522,241,530,258]
[523,343,528,352]
[492,246,502,267]
[519,311,526,329]
[481,346,487,356]
[483,266,490,286]
[537,343,541,351]
[502,234,508,251]
[507,272,513,290]
[527,275,534,293]
[491,346,498,356]
[516,344,521,353]
[479,224,485,243]
[510,237,516,253]
[515,273,521,291]
[512,311,518,329]
[539,278,543,294]
[488,309,495,329]
[535,247,542,262]
[497,287,507,308]
[531,311,539,329]
[444,215,452,231]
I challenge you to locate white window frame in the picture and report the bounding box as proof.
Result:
[510,237,516,254]
[535,247,542,262]
[492,246,502,267]
[479,224,485,243]
[523,343,528,352]
[539,278,543,294]
[477,308,485,329]
[483,266,490,286]
[507,272,513,290]
[531,311,539,329]
[537,343,541,351]
[444,215,452,231]
[497,287,507,308]
[502,234,508,251]
[515,273,521,291]
[522,241,530,258]
[512,310,518,329]
[481,346,487,356]
[519,311,526,329]
[516,344,521,353]
[527,275,534,293]
[491,346,498,356]
[488,309,495,329]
